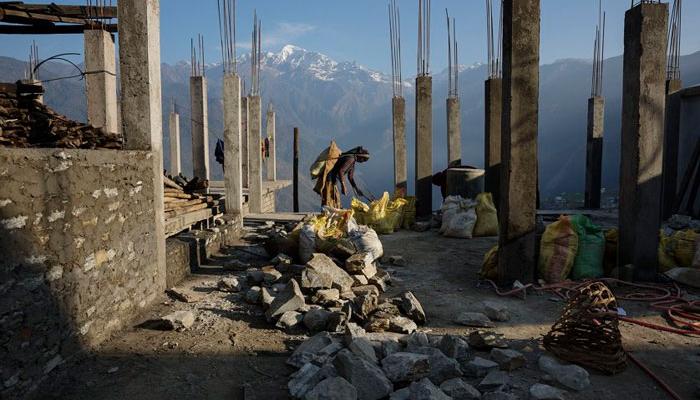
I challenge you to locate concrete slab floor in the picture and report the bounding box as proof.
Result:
[37,231,700,400]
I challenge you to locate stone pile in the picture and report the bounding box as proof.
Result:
[286,328,590,400]
[0,88,122,149]
[227,250,426,335]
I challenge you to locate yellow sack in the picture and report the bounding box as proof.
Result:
[386,197,408,232]
[538,216,578,283]
[351,198,370,225]
[473,193,499,237]
[401,196,417,230]
[351,192,406,234]
[658,231,677,272]
[669,229,698,268]
[479,245,499,280]
[312,207,354,240]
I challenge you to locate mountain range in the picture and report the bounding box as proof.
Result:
[2,44,699,212]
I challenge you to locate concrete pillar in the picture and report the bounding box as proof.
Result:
[584,96,604,208]
[190,76,209,179]
[446,97,461,167]
[415,76,433,218]
[241,96,249,188]
[619,2,668,280]
[393,96,408,195]
[117,0,165,288]
[484,78,502,208]
[497,0,540,285]
[168,112,181,175]
[223,74,243,216]
[266,106,276,181]
[661,80,682,219]
[84,29,118,133]
[248,95,263,213]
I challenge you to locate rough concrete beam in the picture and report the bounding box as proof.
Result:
[584,96,604,209]
[415,75,433,218]
[484,78,502,208]
[619,2,668,280]
[393,96,408,195]
[498,0,540,285]
[661,79,682,219]
[447,97,461,167]
[84,29,118,133]
[248,95,263,213]
[168,112,181,175]
[190,76,209,180]
[241,96,249,188]
[223,74,243,217]
[266,107,276,181]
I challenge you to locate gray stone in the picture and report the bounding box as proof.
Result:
[408,378,451,400]
[389,316,417,334]
[261,287,275,309]
[304,377,358,400]
[352,285,380,297]
[481,301,510,322]
[289,363,321,398]
[302,268,334,290]
[364,316,391,333]
[344,322,367,346]
[381,352,430,383]
[246,268,265,283]
[346,252,378,278]
[381,340,403,358]
[311,342,345,366]
[304,309,333,332]
[340,291,357,301]
[538,355,590,391]
[353,294,379,320]
[327,310,350,333]
[390,388,410,400]
[276,310,303,330]
[349,337,378,364]
[398,291,426,324]
[529,383,566,400]
[464,357,498,378]
[307,253,355,292]
[262,266,283,284]
[287,332,336,368]
[245,286,262,304]
[160,310,195,331]
[333,349,393,400]
[166,287,200,303]
[490,349,525,371]
[439,378,481,400]
[312,288,341,305]
[468,331,508,350]
[455,312,494,328]
[266,279,306,320]
[438,335,470,362]
[272,253,293,265]
[369,268,391,292]
[482,393,517,400]
[352,274,369,286]
[478,370,510,392]
[413,347,463,384]
[217,277,242,292]
[404,331,430,351]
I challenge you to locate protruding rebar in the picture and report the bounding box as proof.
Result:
[590,0,605,97]
[250,11,262,96]
[417,0,431,76]
[389,0,403,97]
[486,0,502,79]
[446,9,458,98]
[667,0,682,81]
[217,0,237,74]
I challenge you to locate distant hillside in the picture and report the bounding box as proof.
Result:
[2,47,699,212]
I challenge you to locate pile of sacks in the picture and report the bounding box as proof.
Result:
[438,193,499,239]
[286,328,589,400]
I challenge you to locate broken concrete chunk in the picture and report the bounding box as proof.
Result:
[388,316,417,334]
[276,310,303,330]
[287,332,335,368]
[490,348,525,371]
[159,310,195,331]
[333,349,393,400]
[261,287,275,309]
[463,357,499,378]
[437,335,470,362]
[352,285,380,297]
[245,286,262,304]
[398,291,426,324]
[439,378,481,400]
[304,377,358,400]
[381,352,430,383]
[307,253,355,292]
[265,279,306,320]
[478,370,510,392]
[165,287,200,303]
[468,331,508,351]
[538,355,590,391]
[304,308,332,332]
[455,312,494,328]
[413,347,463,384]
[529,383,566,400]
[349,337,378,364]
[217,277,242,292]
[408,377,451,400]
[262,266,283,284]
[481,301,510,322]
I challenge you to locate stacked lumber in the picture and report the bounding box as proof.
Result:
[0,87,123,149]
[164,176,220,219]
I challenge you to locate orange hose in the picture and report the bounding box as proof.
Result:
[626,352,683,400]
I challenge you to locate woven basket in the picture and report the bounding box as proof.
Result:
[543,281,627,374]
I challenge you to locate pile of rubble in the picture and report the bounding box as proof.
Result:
[0,84,122,149]
[286,328,590,400]
[222,249,426,335]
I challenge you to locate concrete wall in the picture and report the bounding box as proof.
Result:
[0,148,160,398]
[676,87,700,215]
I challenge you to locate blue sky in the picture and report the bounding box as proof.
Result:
[3,0,699,74]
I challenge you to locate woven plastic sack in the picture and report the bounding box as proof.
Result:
[350,192,404,234]
[479,245,499,280]
[669,229,698,268]
[347,219,383,261]
[658,230,678,272]
[401,196,417,230]
[538,216,578,283]
[603,229,618,276]
[570,214,605,280]
[440,196,470,234]
[387,197,408,232]
[351,198,370,225]
[299,224,316,264]
[443,208,477,239]
[473,192,499,237]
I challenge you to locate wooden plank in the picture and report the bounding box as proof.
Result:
[244,212,312,223]
[0,23,117,34]
[4,4,118,18]
[165,208,215,237]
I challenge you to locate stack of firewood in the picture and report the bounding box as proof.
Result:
[0,86,122,149]
[163,176,219,219]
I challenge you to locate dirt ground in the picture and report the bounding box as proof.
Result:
[38,228,700,400]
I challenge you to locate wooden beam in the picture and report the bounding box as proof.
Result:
[0,23,117,34]
[1,8,89,25]
[0,4,117,19]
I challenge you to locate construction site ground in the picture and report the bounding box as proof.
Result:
[39,230,700,400]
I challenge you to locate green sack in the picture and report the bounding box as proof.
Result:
[570,214,605,279]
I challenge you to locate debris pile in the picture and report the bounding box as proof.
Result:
[0,84,122,149]
[286,329,589,400]
[163,175,220,218]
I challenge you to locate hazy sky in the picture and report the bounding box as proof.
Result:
[3,0,699,75]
